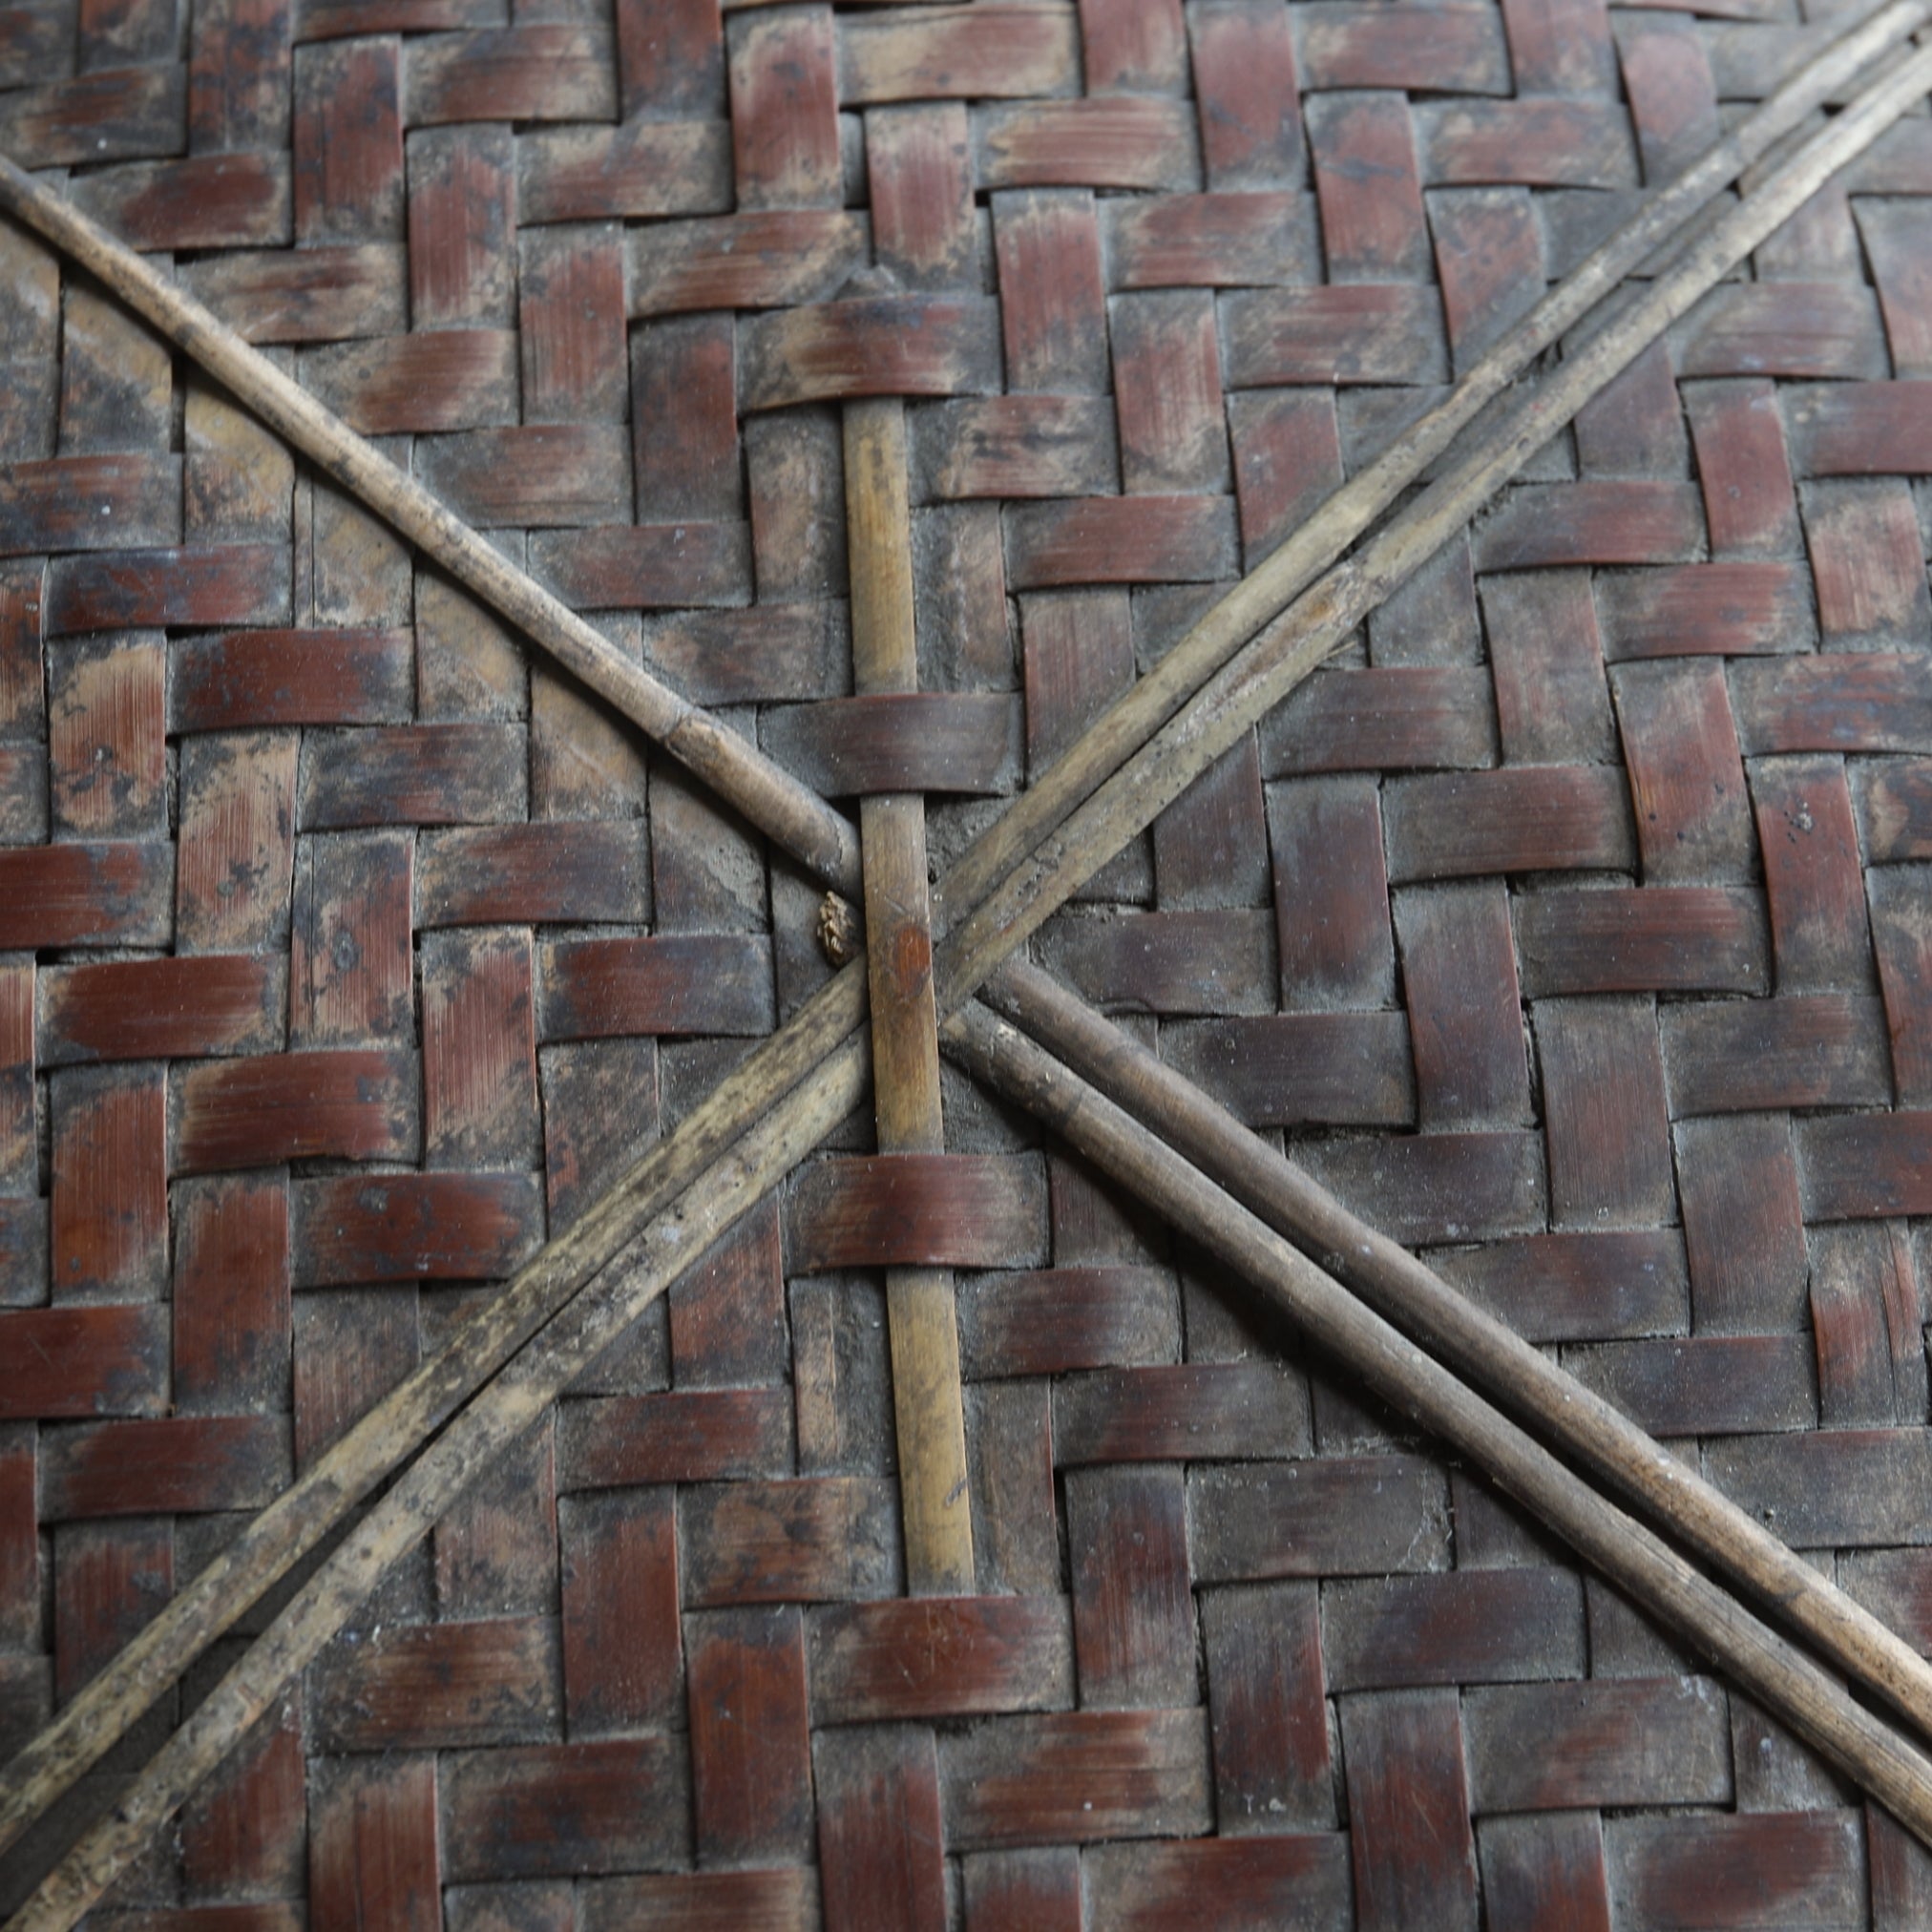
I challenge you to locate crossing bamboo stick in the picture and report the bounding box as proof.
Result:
[0,150,863,899]
[931,0,1932,928]
[10,3,1931,1900]
[943,1000,1932,1850]
[846,396,976,1592]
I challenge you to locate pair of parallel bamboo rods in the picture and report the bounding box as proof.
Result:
[942,33,1932,1835]
[8,7,1932,1909]
[946,994,1932,1845]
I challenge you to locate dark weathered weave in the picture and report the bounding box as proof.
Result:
[6,0,1932,1924]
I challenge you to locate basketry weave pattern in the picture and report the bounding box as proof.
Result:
[6,0,1932,1925]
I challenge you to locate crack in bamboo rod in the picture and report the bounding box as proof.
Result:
[10,14,1931,1908]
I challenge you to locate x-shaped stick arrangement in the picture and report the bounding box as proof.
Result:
[10,5,1932,1916]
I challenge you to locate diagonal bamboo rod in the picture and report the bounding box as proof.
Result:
[930,0,1932,928]
[936,34,1932,1009]
[941,999,1932,1847]
[982,957,1932,1753]
[0,152,864,901]
[10,18,1931,1900]
[0,961,868,1862]
[10,1031,872,1932]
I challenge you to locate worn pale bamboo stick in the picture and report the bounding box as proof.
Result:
[936,37,1932,1011]
[9,10,1932,1894]
[983,957,1932,1747]
[942,1000,1932,1847]
[0,152,863,900]
[10,1033,872,1932]
[931,0,1932,927]
[846,397,976,1592]
[0,962,868,1862]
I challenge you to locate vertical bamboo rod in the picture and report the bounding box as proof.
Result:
[846,398,976,1592]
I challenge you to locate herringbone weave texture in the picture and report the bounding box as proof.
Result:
[7,0,1932,1924]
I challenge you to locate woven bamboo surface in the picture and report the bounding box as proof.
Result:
[7,0,1932,1924]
